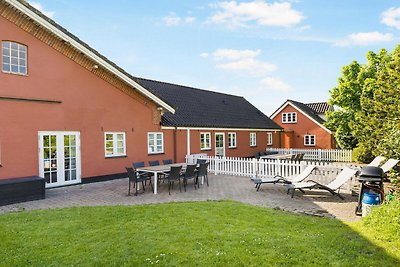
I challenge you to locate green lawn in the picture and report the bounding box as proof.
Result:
[0,200,399,266]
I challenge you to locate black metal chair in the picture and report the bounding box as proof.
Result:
[126,167,153,196]
[182,164,198,191]
[196,159,207,164]
[197,162,209,187]
[164,166,182,195]
[133,161,153,182]
[149,160,160,166]
[163,159,173,165]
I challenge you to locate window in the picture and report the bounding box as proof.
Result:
[250,132,256,147]
[228,132,237,148]
[267,132,273,146]
[2,41,27,75]
[282,112,297,123]
[304,135,316,146]
[148,132,164,154]
[105,132,126,157]
[200,132,211,150]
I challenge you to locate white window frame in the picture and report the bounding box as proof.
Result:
[250,132,257,147]
[282,112,297,123]
[104,132,126,157]
[2,41,27,75]
[148,132,164,154]
[200,132,211,150]
[228,132,237,148]
[304,135,316,146]
[267,132,273,146]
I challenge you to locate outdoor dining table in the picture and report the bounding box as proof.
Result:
[136,163,189,194]
[260,154,294,160]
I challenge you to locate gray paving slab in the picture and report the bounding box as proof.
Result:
[0,175,360,222]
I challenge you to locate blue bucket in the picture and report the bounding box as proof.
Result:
[362,192,381,205]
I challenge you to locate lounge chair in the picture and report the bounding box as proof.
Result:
[380,158,400,173]
[367,156,386,167]
[251,165,317,191]
[286,167,358,199]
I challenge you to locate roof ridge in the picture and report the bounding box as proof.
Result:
[135,76,245,99]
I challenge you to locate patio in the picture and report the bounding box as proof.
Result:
[0,174,360,222]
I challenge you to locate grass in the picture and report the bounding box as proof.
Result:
[0,200,399,266]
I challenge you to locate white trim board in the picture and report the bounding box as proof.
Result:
[161,126,282,132]
[5,0,175,114]
[270,101,332,134]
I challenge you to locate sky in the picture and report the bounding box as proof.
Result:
[28,0,400,115]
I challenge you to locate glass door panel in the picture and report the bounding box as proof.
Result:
[215,133,225,157]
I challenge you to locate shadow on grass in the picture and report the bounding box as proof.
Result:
[0,201,398,266]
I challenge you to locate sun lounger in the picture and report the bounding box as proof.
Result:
[251,165,317,191]
[367,156,386,167]
[380,158,400,173]
[286,167,358,199]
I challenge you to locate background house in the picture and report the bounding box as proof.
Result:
[0,0,281,195]
[270,99,336,149]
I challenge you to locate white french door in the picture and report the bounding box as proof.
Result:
[38,131,81,188]
[215,133,225,157]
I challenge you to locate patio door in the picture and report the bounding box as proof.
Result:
[38,131,81,188]
[215,133,225,157]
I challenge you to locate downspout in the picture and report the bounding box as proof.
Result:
[186,128,191,159]
[173,127,177,163]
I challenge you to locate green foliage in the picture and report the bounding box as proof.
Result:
[359,198,400,248]
[326,45,400,162]
[1,201,399,266]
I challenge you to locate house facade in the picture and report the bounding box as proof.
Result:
[270,100,336,149]
[0,0,281,193]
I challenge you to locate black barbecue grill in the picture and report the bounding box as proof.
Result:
[355,166,384,216]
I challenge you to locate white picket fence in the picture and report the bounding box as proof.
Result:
[266,148,353,162]
[186,155,359,191]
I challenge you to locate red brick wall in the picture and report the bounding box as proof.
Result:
[272,104,334,149]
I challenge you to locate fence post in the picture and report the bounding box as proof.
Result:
[215,157,219,175]
[318,149,322,161]
[252,158,257,177]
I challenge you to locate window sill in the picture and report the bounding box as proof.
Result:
[200,148,212,151]
[282,122,297,124]
[105,155,127,159]
[148,152,165,156]
[228,147,237,149]
[250,145,257,147]
[2,71,28,77]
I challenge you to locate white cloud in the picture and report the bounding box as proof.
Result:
[381,7,400,30]
[29,1,55,19]
[334,32,393,47]
[216,59,276,76]
[209,1,305,28]
[205,48,276,76]
[163,13,196,26]
[259,77,291,92]
[212,48,261,61]
[200,52,209,58]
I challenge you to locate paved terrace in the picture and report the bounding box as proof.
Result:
[0,175,360,222]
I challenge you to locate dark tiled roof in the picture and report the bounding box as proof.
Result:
[288,100,326,124]
[135,78,282,129]
[306,102,333,114]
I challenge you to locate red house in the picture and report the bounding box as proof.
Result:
[270,99,336,149]
[0,0,281,203]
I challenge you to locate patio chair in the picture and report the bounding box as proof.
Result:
[197,159,207,164]
[126,167,153,196]
[197,162,210,187]
[251,165,317,191]
[182,164,198,191]
[133,161,153,182]
[286,167,358,199]
[163,165,182,195]
[149,160,160,166]
[163,159,173,165]
[380,158,400,173]
[367,156,386,167]
[294,153,305,162]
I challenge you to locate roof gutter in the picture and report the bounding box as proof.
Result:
[6,0,175,114]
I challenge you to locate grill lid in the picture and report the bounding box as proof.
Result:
[360,166,383,179]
